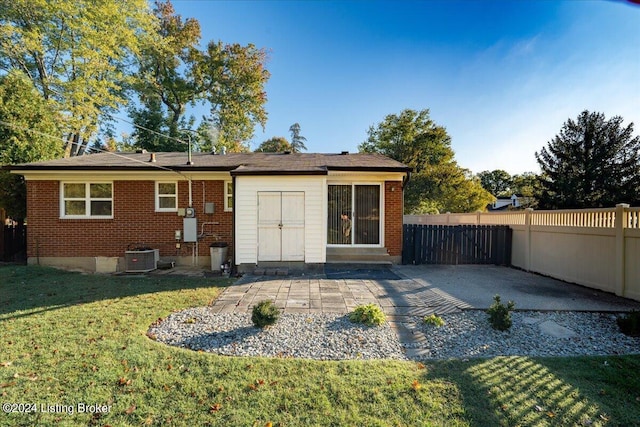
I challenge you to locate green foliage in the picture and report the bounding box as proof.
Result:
[255,136,292,153]
[132,1,269,151]
[360,108,494,213]
[288,123,307,152]
[0,71,64,219]
[487,295,515,331]
[0,0,156,156]
[349,304,386,326]
[477,170,513,197]
[477,170,541,209]
[251,300,280,328]
[617,311,640,337]
[536,110,640,209]
[423,314,445,327]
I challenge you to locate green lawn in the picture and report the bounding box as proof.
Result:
[1,265,638,426]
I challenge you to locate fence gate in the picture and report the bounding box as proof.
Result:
[402,224,511,265]
[2,224,27,262]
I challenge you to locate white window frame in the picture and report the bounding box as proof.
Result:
[155,181,178,212]
[60,182,113,219]
[224,180,233,212]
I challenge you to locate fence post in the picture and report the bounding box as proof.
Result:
[523,208,533,271]
[615,203,629,297]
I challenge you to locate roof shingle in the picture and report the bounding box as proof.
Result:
[10,151,411,174]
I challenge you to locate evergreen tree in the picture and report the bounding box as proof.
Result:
[535,110,640,209]
[288,123,307,152]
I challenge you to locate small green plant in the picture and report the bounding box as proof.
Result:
[251,300,280,328]
[349,304,386,326]
[617,310,640,337]
[424,314,445,327]
[487,294,515,331]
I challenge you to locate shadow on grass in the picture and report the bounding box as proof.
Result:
[0,264,233,318]
[427,356,617,427]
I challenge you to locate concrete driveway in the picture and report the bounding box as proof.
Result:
[394,264,640,312]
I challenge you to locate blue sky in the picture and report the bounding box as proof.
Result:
[164,0,639,174]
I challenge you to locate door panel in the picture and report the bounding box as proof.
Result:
[327,184,380,246]
[354,185,380,245]
[281,192,305,261]
[327,185,352,245]
[258,191,305,262]
[258,192,283,261]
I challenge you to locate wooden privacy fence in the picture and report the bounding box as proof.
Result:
[402,224,512,266]
[2,224,27,261]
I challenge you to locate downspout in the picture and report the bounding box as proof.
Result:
[231,174,237,276]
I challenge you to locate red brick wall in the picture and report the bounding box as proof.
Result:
[26,180,233,259]
[384,181,403,257]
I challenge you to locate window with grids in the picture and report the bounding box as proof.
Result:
[61,183,113,218]
[156,182,178,211]
[224,181,233,211]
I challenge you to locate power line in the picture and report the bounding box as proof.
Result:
[111,115,189,146]
[0,119,186,175]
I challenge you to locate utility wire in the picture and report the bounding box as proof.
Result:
[111,115,189,146]
[0,119,189,175]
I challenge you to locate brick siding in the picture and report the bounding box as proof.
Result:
[384,181,403,256]
[26,180,233,259]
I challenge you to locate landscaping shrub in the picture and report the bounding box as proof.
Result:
[349,304,386,326]
[251,300,280,328]
[424,314,445,327]
[617,310,640,337]
[487,294,515,331]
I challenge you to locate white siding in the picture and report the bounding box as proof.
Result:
[235,176,326,265]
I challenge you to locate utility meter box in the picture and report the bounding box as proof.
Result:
[183,218,197,242]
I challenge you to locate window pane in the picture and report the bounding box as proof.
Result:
[159,197,176,209]
[65,200,86,215]
[158,183,176,195]
[64,183,85,198]
[327,185,352,245]
[90,183,112,198]
[227,196,233,209]
[354,185,380,244]
[90,201,112,216]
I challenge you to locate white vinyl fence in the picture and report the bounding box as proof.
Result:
[405,204,640,301]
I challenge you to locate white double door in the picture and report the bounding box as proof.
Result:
[258,191,305,261]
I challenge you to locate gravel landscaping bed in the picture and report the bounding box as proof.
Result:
[407,310,640,359]
[148,308,407,360]
[148,308,640,360]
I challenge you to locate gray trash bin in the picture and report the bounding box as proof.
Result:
[210,242,228,272]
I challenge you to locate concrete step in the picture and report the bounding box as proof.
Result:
[326,247,392,264]
[326,247,389,256]
[325,261,392,270]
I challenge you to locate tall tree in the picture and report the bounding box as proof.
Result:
[132,1,269,151]
[359,109,494,213]
[536,110,640,209]
[254,137,291,153]
[0,71,63,219]
[477,170,513,196]
[0,0,156,156]
[288,123,307,152]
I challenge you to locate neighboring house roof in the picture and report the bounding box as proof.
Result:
[9,151,411,175]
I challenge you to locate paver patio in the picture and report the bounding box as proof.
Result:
[160,264,640,355]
